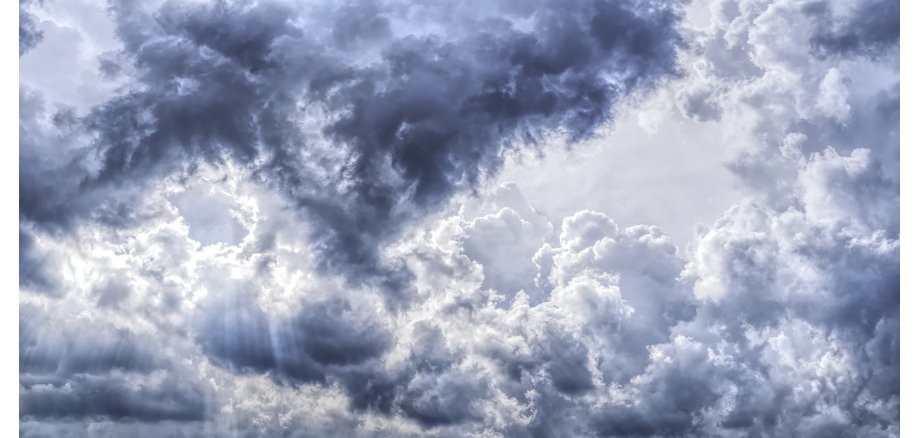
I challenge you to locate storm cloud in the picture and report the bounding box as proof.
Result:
[19,0,899,436]
[807,0,899,58]
[21,0,684,283]
[19,0,43,55]
[20,304,210,422]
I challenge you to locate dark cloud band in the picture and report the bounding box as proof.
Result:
[20,0,683,288]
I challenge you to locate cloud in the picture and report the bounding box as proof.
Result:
[169,182,247,246]
[18,140,899,435]
[18,0,899,435]
[807,0,899,59]
[19,0,43,55]
[19,226,59,295]
[196,286,392,384]
[20,0,684,292]
[20,304,210,422]
[458,182,554,296]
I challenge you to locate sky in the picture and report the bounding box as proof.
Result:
[18,0,899,436]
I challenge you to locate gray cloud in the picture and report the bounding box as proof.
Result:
[196,284,395,408]
[807,0,899,59]
[19,226,58,295]
[20,0,683,292]
[18,0,899,435]
[19,0,43,55]
[20,304,210,422]
[20,374,207,422]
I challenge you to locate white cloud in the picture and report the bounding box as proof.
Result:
[19,0,898,435]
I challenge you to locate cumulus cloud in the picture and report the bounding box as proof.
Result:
[19,0,898,436]
[20,0,684,288]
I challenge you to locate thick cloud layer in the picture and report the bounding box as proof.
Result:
[19,0,43,55]
[807,0,899,58]
[20,0,683,283]
[20,303,210,423]
[19,0,898,436]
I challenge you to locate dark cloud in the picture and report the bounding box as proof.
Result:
[20,314,160,376]
[592,346,725,437]
[807,0,899,58]
[19,304,209,422]
[20,374,207,422]
[19,226,58,295]
[390,142,897,435]
[19,85,160,233]
[20,0,43,55]
[397,371,484,427]
[20,0,683,293]
[544,335,594,395]
[17,0,900,435]
[197,286,392,386]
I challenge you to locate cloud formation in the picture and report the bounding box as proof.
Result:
[807,0,899,58]
[21,0,683,286]
[19,0,43,55]
[19,0,899,436]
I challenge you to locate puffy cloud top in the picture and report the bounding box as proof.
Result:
[19,0,898,436]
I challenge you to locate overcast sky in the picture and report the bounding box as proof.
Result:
[20,0,899,436]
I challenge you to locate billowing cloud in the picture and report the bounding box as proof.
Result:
[21,0,684,288]
[19,0,898,436]
[20,303,211,423]
[807,0,899,59]
[19,0,44,55]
